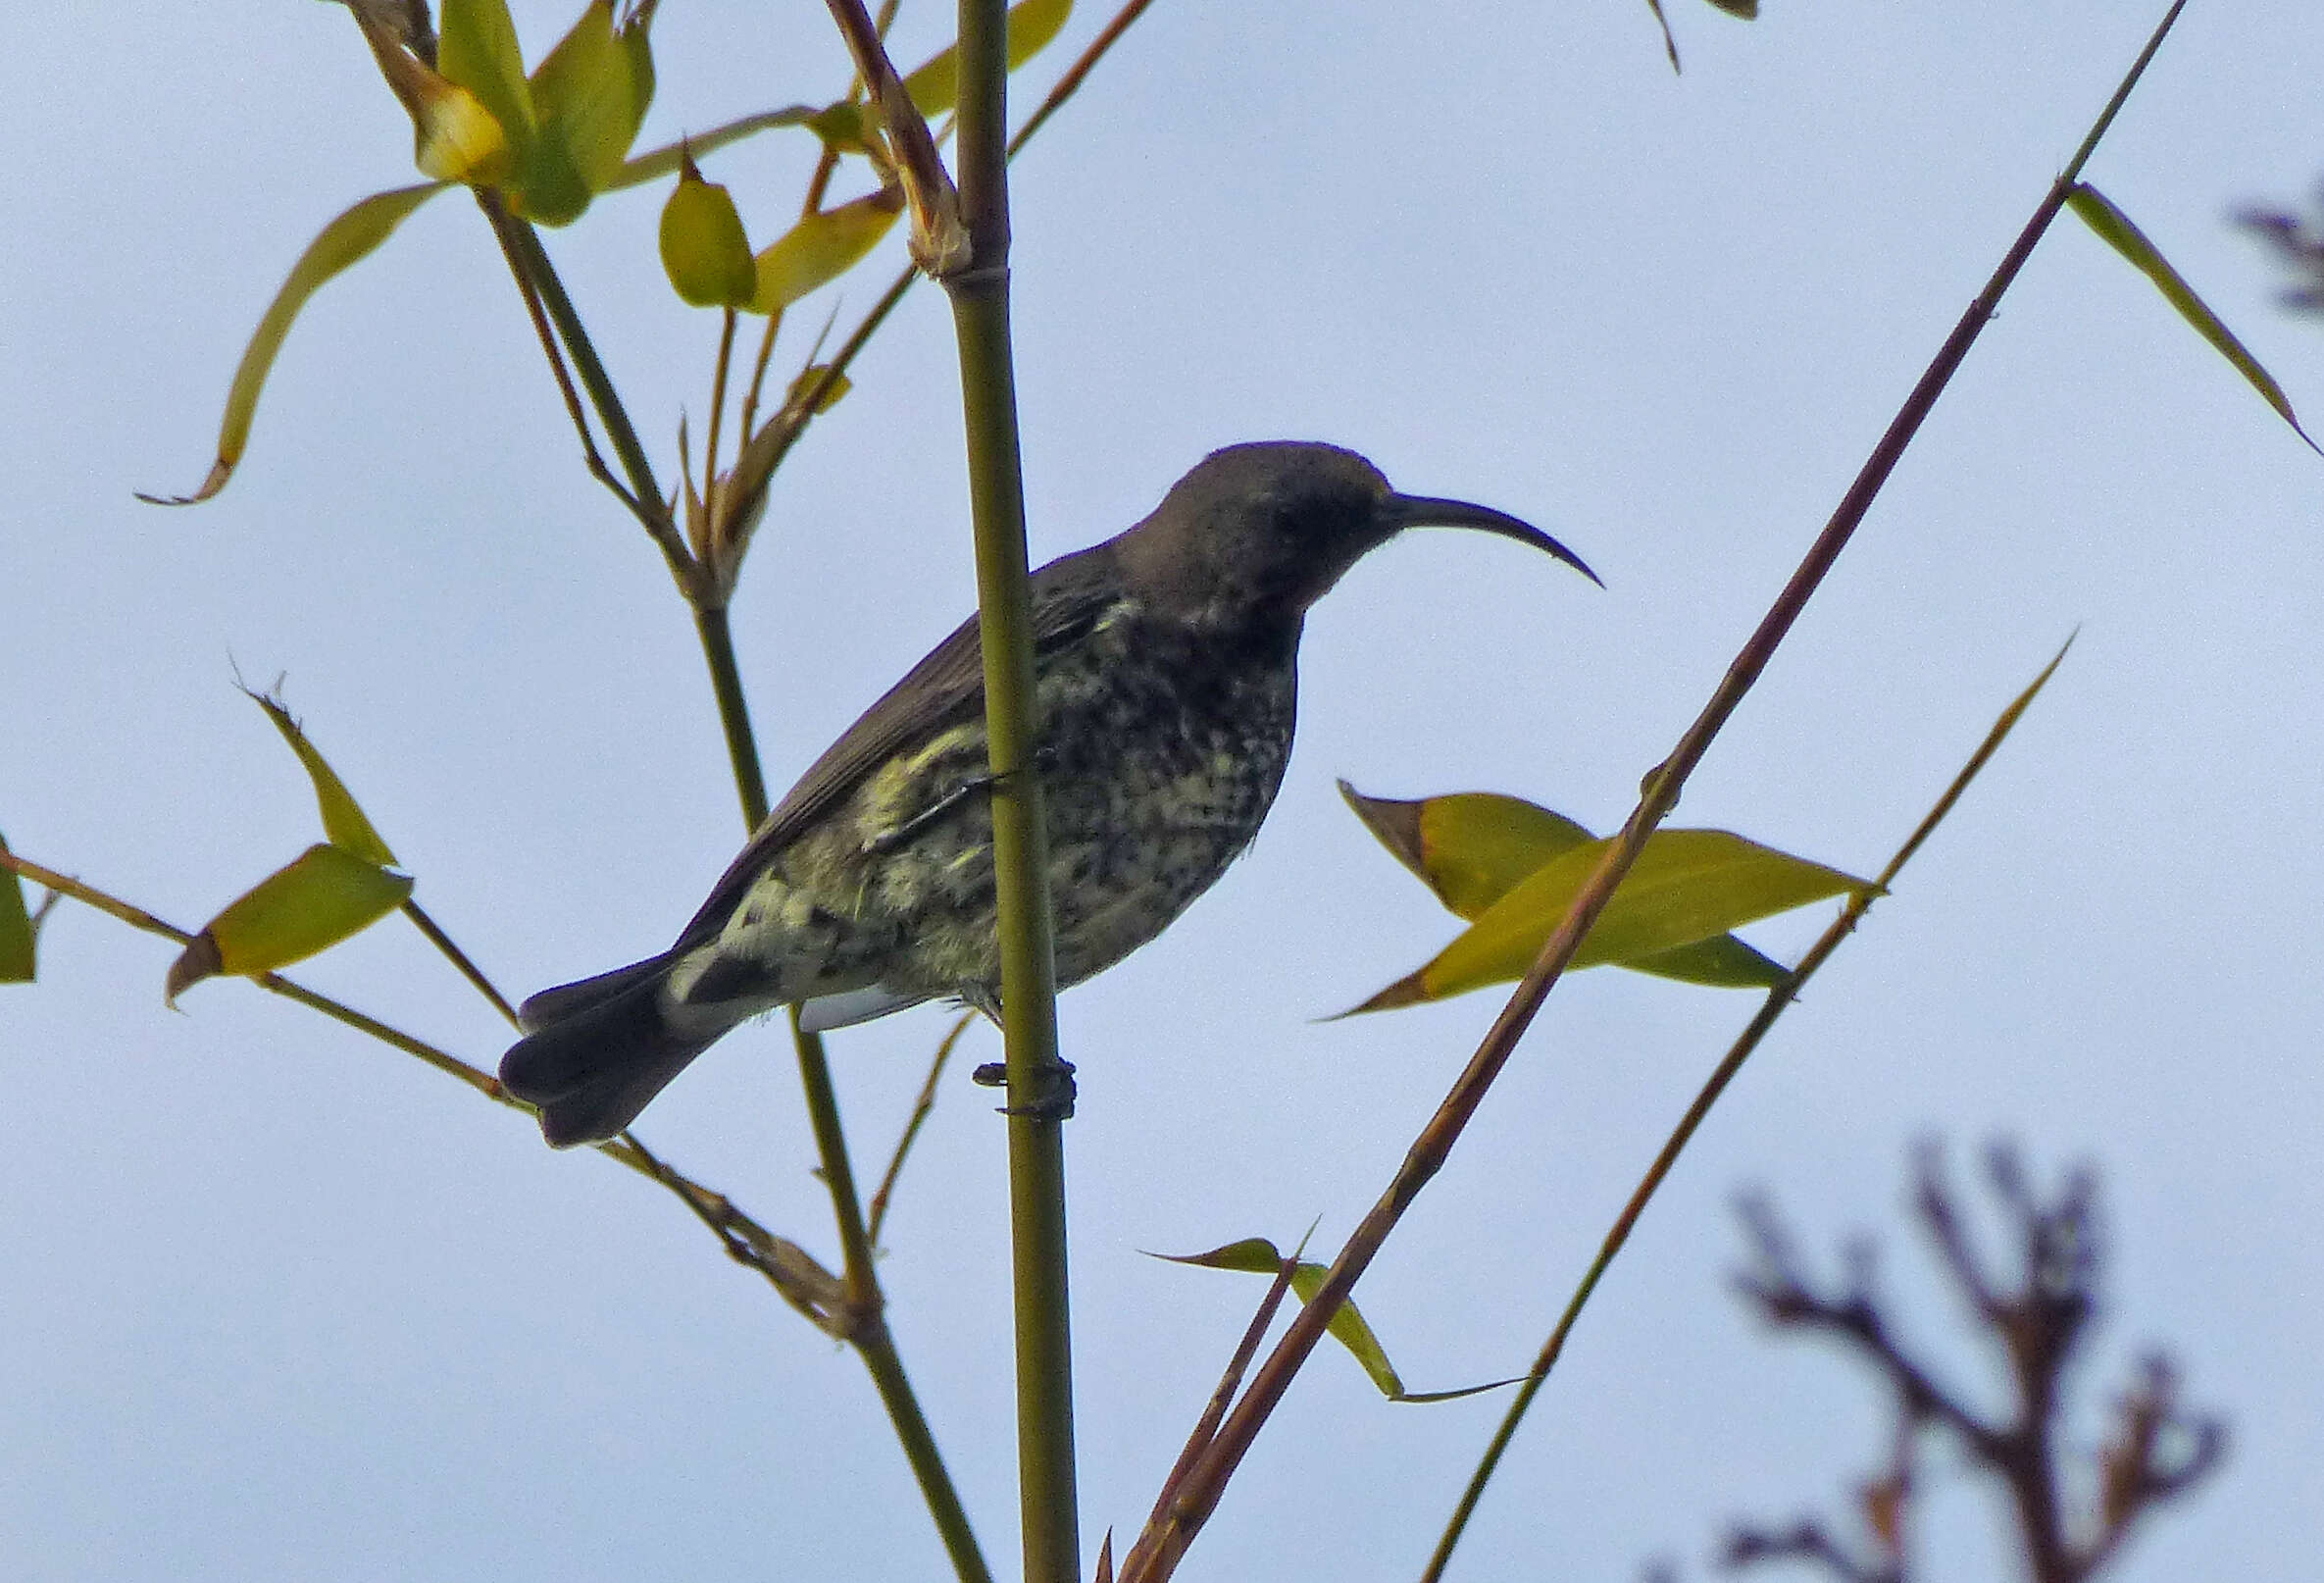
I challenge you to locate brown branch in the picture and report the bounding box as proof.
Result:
[0,847,846,1328]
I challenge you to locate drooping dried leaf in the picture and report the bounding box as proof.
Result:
[165,844,413,1004]
[749,187,904,313]
[241,686,398,867]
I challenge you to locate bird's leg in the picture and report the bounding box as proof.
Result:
[857,745,1059,858]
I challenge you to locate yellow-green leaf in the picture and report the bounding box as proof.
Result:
[608,105,824,191]
[439,0,535,149]
[240,687,398,867]
[520,0,657,225]
[139,182,447,505]
[1156,1240,1514,1404]
[805,100,880,157]
[165,844,413,1004]
[1348,830,1868,1012]
[659,153,757,308]
[2069,182,2322,456]
[0,834,34,984]
[784,364,854,415]
[1340,781,1783,989]
[903,0,1075,121]
[1626,933,1788,989]
[414,77,515,184]
[1339,782,1591,920]
[750,187,905,314]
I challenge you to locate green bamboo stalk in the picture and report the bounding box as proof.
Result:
[946,2,1080,1579]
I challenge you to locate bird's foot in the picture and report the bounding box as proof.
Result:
[973,1057,1078,1121]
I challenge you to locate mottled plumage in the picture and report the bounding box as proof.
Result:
[501,441,1594,1146]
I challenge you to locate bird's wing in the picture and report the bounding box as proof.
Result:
[674,545,1122,945]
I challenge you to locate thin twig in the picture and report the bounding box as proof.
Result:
[1128,6,2191,1573]
[867,1011,974,1247]
[400,897,519,1027]
[1121,1250,1302,1582]
[1422,636,2076,1580]
[0,847,843,1321]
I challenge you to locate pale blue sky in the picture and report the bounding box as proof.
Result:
[4,2,2319,1578]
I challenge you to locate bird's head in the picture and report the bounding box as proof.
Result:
[1115,441,1597,629]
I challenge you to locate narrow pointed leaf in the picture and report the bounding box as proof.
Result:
[659,154,757,307]
[749,187,904,314]
[1155,1239,1513,1403]
[1348,830,1869,1011]
[241,687,397,867]
[608,106,823,191]
[438,0,535,148]
[1284,1260,1407,1399]
[165,844,413,1004]
[2070,183,2322,456]
[521,0,657,224]
[140,182,447,505]
[1703,0,1758,16]
[903,0,1075,120]
[0,835,34,983]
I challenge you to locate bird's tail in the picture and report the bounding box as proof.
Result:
[500,952,719,1148]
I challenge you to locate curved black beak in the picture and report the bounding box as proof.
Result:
[1385,493,1602,587]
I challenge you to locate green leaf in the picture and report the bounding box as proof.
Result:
[521,0,658,225]
[2069,183,2322,456]
[0,834,34,984]
[1348,830,1869,1012]
[659,152,757,308]
[439,0,536,149]
[1703,0,1758,16]
[240,686,398,867]
[749,187,905,313]
[139,182,448,505]
[903,0,1075,120]
[608,106,825,191]
[165,844,413,1004]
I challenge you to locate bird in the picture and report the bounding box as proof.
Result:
[500,440,1596,1146]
